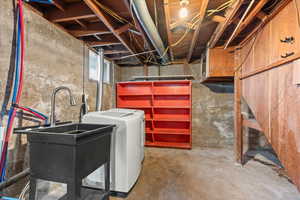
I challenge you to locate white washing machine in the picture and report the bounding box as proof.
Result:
[82,108,145,195]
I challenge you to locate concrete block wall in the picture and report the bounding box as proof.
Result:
[119,64,235,148]
[0,0,119,196]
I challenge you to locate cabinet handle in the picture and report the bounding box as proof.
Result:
[280,36,295,43]
[281,52,295,58]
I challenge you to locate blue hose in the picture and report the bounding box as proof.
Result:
[0,10,22,182]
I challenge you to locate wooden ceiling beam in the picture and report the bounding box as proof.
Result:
[68,23,111,37]
[104,50,130,55]
[226,0,269,45]
[52,0,66,11]
[186,0,209,63]
[208,0,244,48]
[115,24,130,35]
[84,0,143,63]
[75,19,87,29]
[87,41,122,47]
[47,2,95,22]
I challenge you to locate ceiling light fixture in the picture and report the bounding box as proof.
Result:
[179,0,189,18]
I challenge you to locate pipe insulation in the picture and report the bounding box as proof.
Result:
[130,0,169,64]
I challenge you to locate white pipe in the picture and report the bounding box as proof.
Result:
[96,48,104,111]
[224,0,256,49]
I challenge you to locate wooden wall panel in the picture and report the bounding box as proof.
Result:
[237,0,300,190]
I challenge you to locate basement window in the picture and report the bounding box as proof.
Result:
[88,50,112,84]
[88,50,99,82]
[103,59,112,84]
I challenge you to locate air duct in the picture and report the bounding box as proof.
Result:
[130,0,169,64]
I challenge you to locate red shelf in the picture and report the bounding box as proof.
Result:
[117,80,192,149]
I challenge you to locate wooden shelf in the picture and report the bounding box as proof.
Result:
[153,117,190,122]
[117,80,192,149]
[145,141,191,149]
[118,93,152,96]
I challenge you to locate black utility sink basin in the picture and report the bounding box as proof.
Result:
[14,123,115,200]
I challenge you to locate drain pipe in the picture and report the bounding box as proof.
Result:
[130,0,169,64]
[96,49,104,111]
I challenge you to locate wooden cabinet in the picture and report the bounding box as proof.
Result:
[253,23,271,69]
[201,47,236,82]
[270,1,300,63]
[239,0,300,78]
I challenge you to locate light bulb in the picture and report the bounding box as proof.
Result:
[179,7,188,18]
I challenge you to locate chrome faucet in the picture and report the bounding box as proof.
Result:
[50,86,77,126]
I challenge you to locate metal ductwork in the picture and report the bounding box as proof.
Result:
[130,0,169,64]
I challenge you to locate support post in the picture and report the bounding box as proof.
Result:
[143,64,149,76]
[234,69,243,164]
[183,60,190,75]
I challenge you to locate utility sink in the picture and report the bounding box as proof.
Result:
[14,123,115,200]
[15,123,115,145]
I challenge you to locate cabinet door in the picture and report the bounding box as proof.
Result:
[284,1,300,56]
[271,1,300,63]
[253,22,271,69]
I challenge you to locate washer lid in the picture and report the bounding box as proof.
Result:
[100,111,133,118]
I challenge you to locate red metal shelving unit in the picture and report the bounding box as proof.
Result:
[116,80,192,149]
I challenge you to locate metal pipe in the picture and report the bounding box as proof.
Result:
[224,0,256,49]
[50,86,76,126]
[0,168,29,190]
[130,0,169,64]
[96,49,104,111]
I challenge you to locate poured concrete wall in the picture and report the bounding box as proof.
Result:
[0,0,119,196]
[119,64,234,148]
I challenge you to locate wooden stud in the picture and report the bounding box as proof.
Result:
[186,0,209,63]
[234,69,243,164]
[242,116,262,132]
[143,64,149,76]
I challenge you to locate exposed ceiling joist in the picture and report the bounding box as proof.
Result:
[75,19,87,29]
[88,41,122,47]
[115,24,130,35]
[225,0,269,46]
[208,0,244,48]
[52,0,66,11]
[47,2,96,22]
[186,0,209,63]
[84,0,143,64]
[104,50,130,55]
[68,23,111,37]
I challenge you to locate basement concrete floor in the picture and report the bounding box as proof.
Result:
[112,147,299,200]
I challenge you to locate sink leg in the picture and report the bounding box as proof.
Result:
[29,177,37,200]
[104,161,110,200]
[67,179,81,200]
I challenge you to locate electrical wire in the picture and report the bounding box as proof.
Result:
[18,181,29,200]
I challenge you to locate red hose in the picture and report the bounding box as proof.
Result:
[17,106,46,120]
[0,0,25,175]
